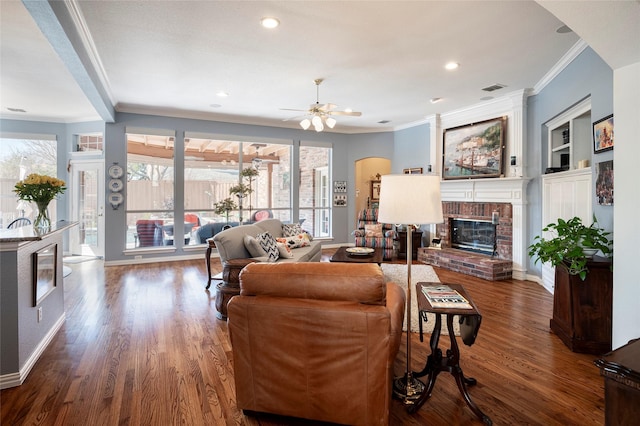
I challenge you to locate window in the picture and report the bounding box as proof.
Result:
[77,134,103,152]
[126,131,175,248]
[299,143,332,238]
[183,134,292,245]
[0,137,58,227]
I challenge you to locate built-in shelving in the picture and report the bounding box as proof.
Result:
[545,97,591,171]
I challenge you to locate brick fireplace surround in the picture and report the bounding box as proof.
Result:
[418,201,513,280]
[417,177,531,281]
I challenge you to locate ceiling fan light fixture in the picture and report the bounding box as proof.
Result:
[300,118,311,130]
[312,115,323,128]
[325,117,336,128]
[314,121,324,132]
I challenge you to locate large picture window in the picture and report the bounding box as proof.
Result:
[126,131,175,248]
[183,134,292,245]
[299,143,332,238]
[0,137,59,227]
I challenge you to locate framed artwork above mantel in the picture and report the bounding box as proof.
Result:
[442,116,506,180]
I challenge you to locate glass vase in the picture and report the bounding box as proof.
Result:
[34,201,51,231]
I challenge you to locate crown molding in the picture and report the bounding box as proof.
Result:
[532,39,589,95]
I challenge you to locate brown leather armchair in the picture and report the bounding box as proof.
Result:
[227,262,405,425]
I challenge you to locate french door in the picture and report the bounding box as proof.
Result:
[69,159,105,258]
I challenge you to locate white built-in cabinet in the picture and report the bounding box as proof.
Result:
[540,168,593,293]
[541,97,594,293]
[546,97,592,171]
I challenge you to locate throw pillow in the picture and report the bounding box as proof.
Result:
[244,235,267,258]
[276,233,311,249]
[276,242,295,259]
[365,224,383,237]
[256,232,279,262]
[282,223,303,237]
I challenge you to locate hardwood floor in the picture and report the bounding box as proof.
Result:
[1,249,605,425]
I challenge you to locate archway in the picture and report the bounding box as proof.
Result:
[353,157,391,225]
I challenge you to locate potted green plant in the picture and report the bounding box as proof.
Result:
[528,215,612,280]
[213,197,237,225]
[529,215,613,354]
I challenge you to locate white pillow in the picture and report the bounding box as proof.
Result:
[276,233,311,249]
[277,242,295,259]
[244,235,267,258]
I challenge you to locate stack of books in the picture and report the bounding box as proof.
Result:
[421,285,473,309]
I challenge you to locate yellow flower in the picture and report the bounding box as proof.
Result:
[13,173,67,204]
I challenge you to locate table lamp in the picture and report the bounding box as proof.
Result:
[378,174,443,405]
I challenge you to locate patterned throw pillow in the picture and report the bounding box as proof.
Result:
[282,223,303,237]
[276,242,295,258]
[256,232,279,262]
[364,224,383,237]
[276,233,311,249]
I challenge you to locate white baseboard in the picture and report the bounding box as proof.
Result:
[0,313,66,390]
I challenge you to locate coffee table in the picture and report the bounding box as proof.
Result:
[329,246,383,265]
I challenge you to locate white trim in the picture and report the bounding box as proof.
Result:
[185,132,293,146]
[1,132,57,141]
[65,0,115,105]
[0,313,65,390]
[533,39,589,95]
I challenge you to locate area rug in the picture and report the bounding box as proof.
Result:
[381,263,459,336]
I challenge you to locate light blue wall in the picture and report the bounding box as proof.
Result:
[526,47,613,276]
[393,123,431,174]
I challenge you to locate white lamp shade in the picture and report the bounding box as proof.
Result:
[300,119,311,130]
[377,174,443,225]
[325,117,336,128]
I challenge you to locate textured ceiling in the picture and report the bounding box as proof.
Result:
[0,1,615,133]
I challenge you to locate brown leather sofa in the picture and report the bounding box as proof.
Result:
[227,262,405,425]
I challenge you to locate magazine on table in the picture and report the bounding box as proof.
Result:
[421,284,473,309]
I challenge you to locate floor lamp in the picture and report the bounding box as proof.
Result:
[378,174,443,405]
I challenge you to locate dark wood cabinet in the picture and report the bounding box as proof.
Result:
[396,230,422,260]
[595,338,640,426]
[550,256,612,355]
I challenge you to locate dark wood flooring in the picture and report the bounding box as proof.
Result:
[1,249,605,425]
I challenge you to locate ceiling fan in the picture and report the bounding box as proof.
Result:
[281,78,362,132]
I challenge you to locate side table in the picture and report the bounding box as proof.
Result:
[410,282,492,425]
[396,230,422,260]
[215,258,256,320]
[595,338,640,425]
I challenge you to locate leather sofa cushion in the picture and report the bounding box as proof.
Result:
[239,262,386,305]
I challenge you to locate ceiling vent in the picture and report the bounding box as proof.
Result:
[482,83,507,92]
[378,120,390,124]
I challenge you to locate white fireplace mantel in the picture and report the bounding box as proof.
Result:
[440,177,532,280]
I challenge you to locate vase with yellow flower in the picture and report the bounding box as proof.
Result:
[13,173,66,231]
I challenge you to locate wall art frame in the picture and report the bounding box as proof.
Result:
[370,180,381,202]
[442,116,506,180]
[33,243,57,306]
[593,114,613,153]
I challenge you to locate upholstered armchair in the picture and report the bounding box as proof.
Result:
[353,209,396,260]
[228,262,405,425]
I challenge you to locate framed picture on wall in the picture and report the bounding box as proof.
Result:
[442,116,506,180]
[370,180,381,201]
[596,160,613,205]
[593,114,613,153]
[33,243,57,306]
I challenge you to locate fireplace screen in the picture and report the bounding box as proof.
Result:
[450,218,494,255]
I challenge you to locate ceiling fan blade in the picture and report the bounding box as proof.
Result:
[280,108,308,112]
[328,111,362,117]
[282,114,309,122]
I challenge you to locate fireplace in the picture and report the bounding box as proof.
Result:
[450,218,495,255]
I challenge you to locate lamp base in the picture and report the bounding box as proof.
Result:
[392,373,426,405]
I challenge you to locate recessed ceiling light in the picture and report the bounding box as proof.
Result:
[344,108,353,113]
[430,98,443,104]
[209,103,222,108]
[480,96,494,101]
[261,17,280,29]
[216,91,229,98]
[445,62,459,71]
